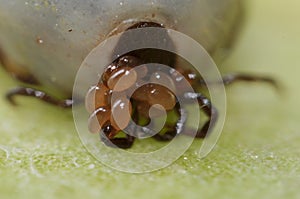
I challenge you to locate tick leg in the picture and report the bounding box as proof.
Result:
[100,133,135,149]
[197,73,278,88]
[100,123,135,149]
[183,92,218,138]
[152,126,177,141]
[153,104,187,141]
[6,87,73,108]
[99,112,138,149]
[221,73,278,88]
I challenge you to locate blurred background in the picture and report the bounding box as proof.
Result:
[0,0,299,198]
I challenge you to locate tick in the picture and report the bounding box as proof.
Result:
[3,21,277,149]
[0,1,277,149]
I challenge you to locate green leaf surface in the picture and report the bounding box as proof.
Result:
[0,0,299,198]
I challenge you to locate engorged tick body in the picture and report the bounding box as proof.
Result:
[0,0,241,97]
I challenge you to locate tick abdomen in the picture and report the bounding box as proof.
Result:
[0,0,241,97]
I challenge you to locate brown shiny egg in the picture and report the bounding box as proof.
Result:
[132,83,176,110]
[150,71,176,92]
[107,67,137,92]
[85,84,111,113]
[88,107,111,134]
[111,96,133,131]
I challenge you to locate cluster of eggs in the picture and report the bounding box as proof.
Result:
[85,55,193,139]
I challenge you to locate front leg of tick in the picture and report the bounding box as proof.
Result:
[99,110,139,149]
[153,103,188,141]
[100,130,135,149]
[182,92,218,138]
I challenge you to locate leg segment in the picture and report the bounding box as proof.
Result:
[6,87,73,108]
[221,73,278,88]
[153,103,187,141]
[197,73,278,88]
[100,131,135,149]
[183,92,218,138]
[100,120,136,149]
[99,111,139,149]
[153,130,177,141]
